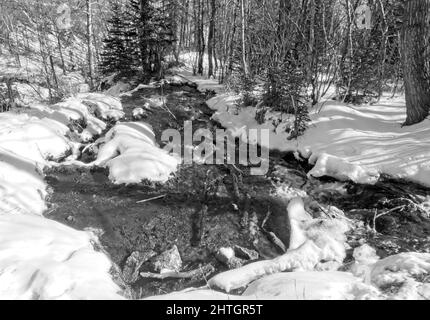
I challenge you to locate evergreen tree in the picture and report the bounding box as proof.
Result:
[99,2,136,75]
[128,0,175,77]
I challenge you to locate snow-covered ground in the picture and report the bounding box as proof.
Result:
[206,93,430,187]
[0,49,429,299]
[0,94,130,299]
[175,54,430,187]
[0,82,183,299]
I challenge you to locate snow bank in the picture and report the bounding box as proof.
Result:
[0,93,125,300]
[207,94,430,187]
[77,93,125,121]
[147,271,379,300]
[105,81,131,97]
[94,122,179,184]
[0,214,121,300]
[243,272,377,300]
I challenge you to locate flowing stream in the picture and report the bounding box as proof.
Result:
[45,80,430,298]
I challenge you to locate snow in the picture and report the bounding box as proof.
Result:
[0,214,121,300]
[205,93,430,187]
[77,93,125,121]
[243,272,378,300]
[208,198,351,293]
[172,52,225,93]
[154,68,430,300]
[368,253,430,299]
[94,122,179,184]
[150,197,430,300]
[105,81,131,97]
[24,97,111,143]
[146,272,379,300]
[0,93,125,300]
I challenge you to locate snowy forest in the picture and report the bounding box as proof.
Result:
[0,0,430,301]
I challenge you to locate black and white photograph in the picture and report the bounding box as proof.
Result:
[0,0,429,304]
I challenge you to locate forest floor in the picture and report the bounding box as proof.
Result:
[44,78,430,298]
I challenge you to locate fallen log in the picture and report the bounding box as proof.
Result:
[140,264,215,281]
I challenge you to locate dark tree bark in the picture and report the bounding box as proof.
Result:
[401,0,430,126]
[240,0,249,76]
[197,0,205,75]
[207,0,216,78]
[86,0,94,90]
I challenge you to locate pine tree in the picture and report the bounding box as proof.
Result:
[128,0,175,77]
[99,2,135,75]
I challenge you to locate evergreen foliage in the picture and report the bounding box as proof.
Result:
[100,0,175,78]
[99,2,136,75]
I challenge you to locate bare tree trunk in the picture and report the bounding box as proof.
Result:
[86,0,94,90]
[207,0,216,78]
[197,0,205,75]
[55,26,67,75]
[401,0,430,125]
[49,55,59,90]
[240,0,249,76]
[226,3,238,78]
[37,29,53,101]
[308,0,317,104]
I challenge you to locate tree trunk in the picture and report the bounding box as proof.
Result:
[49,55,59,90]
[55,27,67,75]
[86,0,94,90]
[240,0,249,76]
[207,0,216,78]
[197,0,205,75]
[227,3,238,77]
[401,0,430,126]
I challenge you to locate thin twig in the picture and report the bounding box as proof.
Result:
[137,195,166,204]
[140,264,215,281]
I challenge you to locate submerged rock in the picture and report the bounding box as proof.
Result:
[123,250,157,284]
[154,246,183,274]
[234,245,259,261]
[216,247,244,269]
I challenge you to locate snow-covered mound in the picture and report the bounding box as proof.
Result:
[93,122,179,184]
[77,93,125,121]
[207,94,430,187]
[0,214,120,300]
[242,272,375,300]
[0,94,125,300]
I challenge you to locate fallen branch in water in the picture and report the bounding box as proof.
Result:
[140,264,215,281]
[137,195,166,204]
[373,205,406,233]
